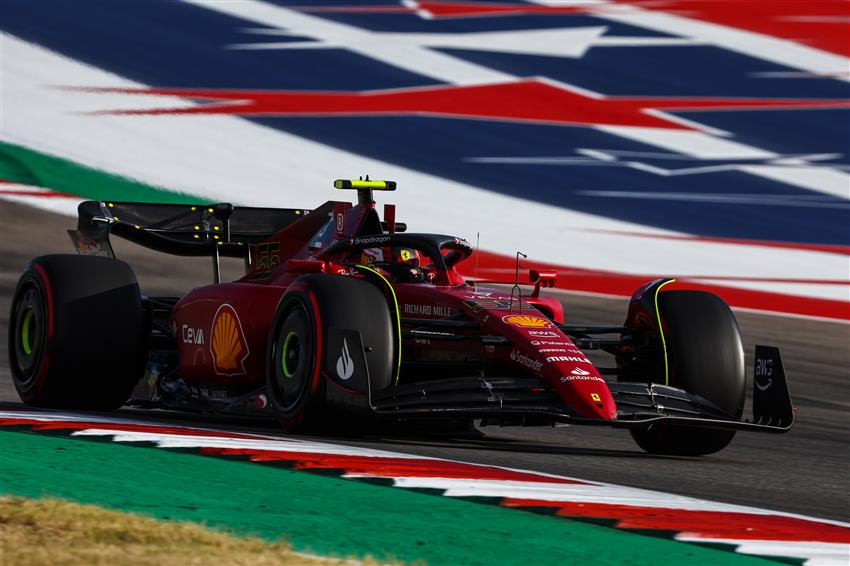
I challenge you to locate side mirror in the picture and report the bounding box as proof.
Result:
[529,269,557,298]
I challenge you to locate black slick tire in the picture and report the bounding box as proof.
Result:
[631,290,746,456]
[266,274,395,432]
[8,254,148,410]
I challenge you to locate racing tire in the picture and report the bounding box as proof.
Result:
[266,274,395,432]
[8,254,148,410]
[630,291,745,456]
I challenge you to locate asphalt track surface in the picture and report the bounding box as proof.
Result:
[1,201,848,522]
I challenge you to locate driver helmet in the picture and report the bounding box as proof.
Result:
[359,247,385,264]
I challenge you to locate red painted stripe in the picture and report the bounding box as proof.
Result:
[84,82,850,131]
[502,499,850,544]
[682,276,848,285]
[477,275,849,286]
[590,230,850,256]
[0,188,77,198]
[307,292,323,394]
[32,264,54,338]
[464,250,850,321]
[3,412,847,551]
[0,416,584,484]
[198,447,585,484]
[0,417,262,440]
[616,0,850,58]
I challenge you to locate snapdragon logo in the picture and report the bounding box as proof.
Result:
[353,235,391,246]
[510,349,542,372]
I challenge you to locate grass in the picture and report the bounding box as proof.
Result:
[0,496,359,565]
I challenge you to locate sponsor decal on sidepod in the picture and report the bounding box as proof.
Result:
[181,325,205,344]
[211,304,249,376]
[404,303,455,317]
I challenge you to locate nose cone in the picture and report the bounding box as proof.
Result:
[558,378,617,420]
[487,313,618,420]
[548,360,617,420]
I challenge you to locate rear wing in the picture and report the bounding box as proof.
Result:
[69,200,311,281]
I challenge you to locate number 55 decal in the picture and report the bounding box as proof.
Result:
[251,242,281,280]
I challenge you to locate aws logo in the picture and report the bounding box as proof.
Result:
[211,304,249,376]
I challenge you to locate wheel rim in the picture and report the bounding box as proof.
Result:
[272,305,313,412]
[21,309,35,355]
[12,284,46,383]
[281,331,300,378]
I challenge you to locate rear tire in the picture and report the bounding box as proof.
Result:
[267,297,324,429]
[8,255,148,410]
[630,291,745,456]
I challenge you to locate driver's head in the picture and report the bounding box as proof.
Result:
[394,247,420,267]
[359,247,385,265]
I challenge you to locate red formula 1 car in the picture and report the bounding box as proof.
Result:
[8,180,793,455]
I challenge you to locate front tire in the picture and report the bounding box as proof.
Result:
[630,290,745,456]
[8,255,148,410]
[266,274,395,432]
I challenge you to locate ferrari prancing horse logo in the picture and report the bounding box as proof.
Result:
[211,304,249,376]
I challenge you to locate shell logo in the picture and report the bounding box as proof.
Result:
[211,304,250,376]
[502,314,552,328]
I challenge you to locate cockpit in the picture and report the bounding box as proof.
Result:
[316,233,472,285]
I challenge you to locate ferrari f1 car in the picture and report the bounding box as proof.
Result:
[8,179,793,455]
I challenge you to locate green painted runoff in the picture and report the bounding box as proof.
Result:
[0,142,207,204]
[0,429,786,565]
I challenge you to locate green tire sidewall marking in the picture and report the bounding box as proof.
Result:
[20,308,34,356]
[281,331,298,379]
[654,278,677,386]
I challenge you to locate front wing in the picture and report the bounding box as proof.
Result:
[367,345,793,434]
